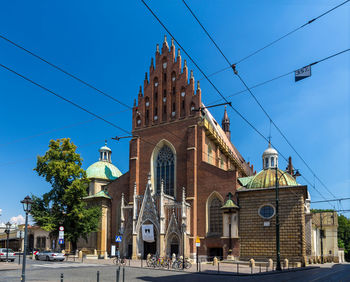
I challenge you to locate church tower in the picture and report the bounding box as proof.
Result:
[222,106,230,141]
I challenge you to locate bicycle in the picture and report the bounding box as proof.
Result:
[113,256,126,266]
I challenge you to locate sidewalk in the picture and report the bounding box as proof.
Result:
[67,258,318,275]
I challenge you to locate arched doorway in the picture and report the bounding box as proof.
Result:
[141,222,158,259]
[167,233,180,257]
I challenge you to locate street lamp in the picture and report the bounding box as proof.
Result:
[5,221,11,262]
[182,222,186,270]
[275,167,301,271]
[20,195,33,282]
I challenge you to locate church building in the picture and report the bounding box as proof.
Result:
[82,36,310,265]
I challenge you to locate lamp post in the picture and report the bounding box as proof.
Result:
[182,222,186,270]
[5,221,11,262]
[275,167,300,271]
[21,195,33,282]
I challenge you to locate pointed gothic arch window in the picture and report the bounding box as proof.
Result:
[209,197,223,235]
[156,145,175,196]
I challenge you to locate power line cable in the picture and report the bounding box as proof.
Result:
[0,63,132,135]
[190,0,350,79]
[0,108,130,147]
[0,34,132,110]
[311,198,350,204]
[208,48,350,104]
[142,0,338,209]
[182,0,340,201]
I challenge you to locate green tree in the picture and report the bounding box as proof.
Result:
[338,214,350,261]
[31,138,101,252]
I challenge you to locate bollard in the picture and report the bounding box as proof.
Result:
[141,258,143,268]
[283,258,289,270]
[259,264,261,273]
[217,262,220,274]
[237,262,239,274]
[268,259,273,271]
[249,259,255,274]
[129,258,130,266]
[82,254,84,263]
[116,267,120,282]
[97,270,100,282]
[60,273,64,282]
[122,267,125,282]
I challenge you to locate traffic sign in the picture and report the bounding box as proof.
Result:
[59,226,64,231]
[196,236,200,247]
[115,235,122,242]
[58,239,64,245]
[59,231,64,239]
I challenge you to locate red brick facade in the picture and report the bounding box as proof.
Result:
[105,37,253,259]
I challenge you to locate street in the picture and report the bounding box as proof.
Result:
[1,258,349,282]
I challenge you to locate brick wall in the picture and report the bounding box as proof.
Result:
[238,186,307,262]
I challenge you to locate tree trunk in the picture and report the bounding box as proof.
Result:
[71,240,77,254]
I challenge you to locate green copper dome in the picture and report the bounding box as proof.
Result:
[239,168,298,189]
[86,161,122,181]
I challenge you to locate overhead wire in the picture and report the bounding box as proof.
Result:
[0,34,132,110]
[0,108,130,147]
[208,48,350,105]
[182,0,342,201]
[142,0,338,209]
[194,0,350,78]
[0,63,131,135]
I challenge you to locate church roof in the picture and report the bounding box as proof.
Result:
[238,168,298,190]
[84,190,112,200]
[221,199,239,210]
[86,161,122,181]
[202,105,252,175]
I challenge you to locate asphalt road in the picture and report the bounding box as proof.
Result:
[1,258,349,282]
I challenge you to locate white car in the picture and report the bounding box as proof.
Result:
[35,250,65,261]
[0,248,15,262]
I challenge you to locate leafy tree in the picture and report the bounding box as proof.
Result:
[31,138,101,252]
[338,214,350,261]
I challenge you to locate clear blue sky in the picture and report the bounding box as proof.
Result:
[0,0,349,224]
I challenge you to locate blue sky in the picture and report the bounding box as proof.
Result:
[0,0,349,224]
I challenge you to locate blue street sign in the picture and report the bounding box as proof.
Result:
[58,239,64,245]
[115,235,122,242]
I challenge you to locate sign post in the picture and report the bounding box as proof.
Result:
[195,236,200,272]
[58,226,64,249]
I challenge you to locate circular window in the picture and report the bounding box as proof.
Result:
[258,205,275,219]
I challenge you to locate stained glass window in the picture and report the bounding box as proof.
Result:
[209,198,223,234]
[156,145,175,196]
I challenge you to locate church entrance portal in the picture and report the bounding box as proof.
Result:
[143,241,156,259]
[170,244,179,256]
[208,248,223,260]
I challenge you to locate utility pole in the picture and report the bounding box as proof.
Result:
[320,213,324,264]
[275,167,281,271]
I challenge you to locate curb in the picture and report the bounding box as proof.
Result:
[110,264,320,277]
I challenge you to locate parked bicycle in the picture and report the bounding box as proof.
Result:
[113,256,126,266]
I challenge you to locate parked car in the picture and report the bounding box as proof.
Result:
[35,250,65,261]
[0,248,15,262]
